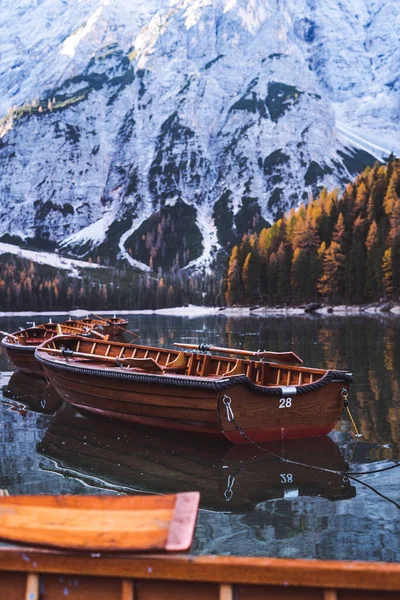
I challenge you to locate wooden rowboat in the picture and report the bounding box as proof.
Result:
[35,336,354,444]
[71,315,130,339]
[1,322,107,375]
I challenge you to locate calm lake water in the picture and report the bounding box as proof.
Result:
[0,313,399,562]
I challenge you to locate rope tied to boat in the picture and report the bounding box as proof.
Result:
[341,388,362,437]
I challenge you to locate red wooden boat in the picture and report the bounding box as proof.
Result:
[35,336,354,444]
[75,315,129,339]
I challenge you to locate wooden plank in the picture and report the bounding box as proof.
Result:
[40,574,123,599]
[0,554,399,592]
[135,580,219,600]
[0,571,26,600]
[0,493,199,552]
[25,573,39,600]
[121,579,134,600]
[219,584,233,600]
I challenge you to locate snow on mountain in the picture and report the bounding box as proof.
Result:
[0,0,398,272]
[0,242,106,277]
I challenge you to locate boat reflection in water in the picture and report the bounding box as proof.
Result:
[2,370,63,415]
[38,404,356,512]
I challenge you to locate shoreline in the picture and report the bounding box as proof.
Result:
[0,303,399,318]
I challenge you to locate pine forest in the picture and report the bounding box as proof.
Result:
[0,158,400,311]
[225,157,400,307]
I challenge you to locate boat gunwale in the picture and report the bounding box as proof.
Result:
[35,340,353,395]
[1,331,56,350]
[0,548,399,592]
[34,335,329,375]
[1,323,106,350]
[1,340,39,352]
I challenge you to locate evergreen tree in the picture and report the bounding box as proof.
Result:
[318,241,346,301]
[225,246,242,306]
[382,248,393,299]
[275,242,293,304]
[266,251,279,303]
[345,216,367,304]
[242,251,260,305]
[365,221,384,301]
[291,216,321,303]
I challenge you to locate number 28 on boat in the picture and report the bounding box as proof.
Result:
[35,336,354,444]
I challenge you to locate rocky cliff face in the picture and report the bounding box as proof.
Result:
[0,0,398,271]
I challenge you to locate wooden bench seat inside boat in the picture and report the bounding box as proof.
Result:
[112,353,320,385]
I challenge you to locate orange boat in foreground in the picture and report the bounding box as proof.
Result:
[35,336,354,444]
[0,493,199,552]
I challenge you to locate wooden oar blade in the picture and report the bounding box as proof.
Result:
[258,351,303,364]
[0,492,200,552]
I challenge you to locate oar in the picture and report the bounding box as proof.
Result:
[90,312,139,339]
[39,347,162,370]
[173,343,303,364]
[0,331,21,343]
[55,323,108,340]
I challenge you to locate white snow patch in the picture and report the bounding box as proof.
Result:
[153,304,218,316]
[0,242,106,276]
[118,216,152,272]
[60,6,104,58]
[251,306,305,315]
[336,122,394,161]
[60,209,116,250]
[133,10,172,69]
[182,203,219,273]
[224,0,238,13]
[179,0,212,30]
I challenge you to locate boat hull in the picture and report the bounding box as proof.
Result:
[2,344,44,375]
[40,360,349,444]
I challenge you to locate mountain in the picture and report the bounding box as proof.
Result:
[0,0,399,272]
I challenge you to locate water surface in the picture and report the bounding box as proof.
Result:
[0,313,399,561]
